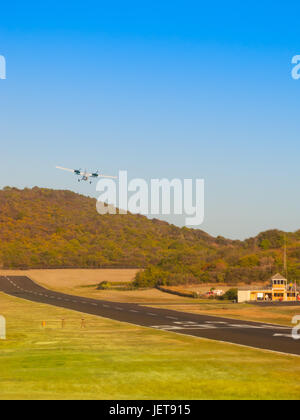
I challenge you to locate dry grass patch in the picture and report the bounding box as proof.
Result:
[0,269,139,289]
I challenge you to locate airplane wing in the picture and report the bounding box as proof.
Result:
[98,174,118,179]
[57,166,117,179]
[87,172,118,179]
[56,166,76,173]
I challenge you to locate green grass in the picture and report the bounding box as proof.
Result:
[0,292,300,400]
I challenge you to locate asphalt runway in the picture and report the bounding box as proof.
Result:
[0,276,299,356]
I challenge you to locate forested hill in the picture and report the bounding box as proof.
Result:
[0,187,223,269]
[0,187,299,285]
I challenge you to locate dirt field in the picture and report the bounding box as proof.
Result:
[0,269,205,304]
[0,269,139,290]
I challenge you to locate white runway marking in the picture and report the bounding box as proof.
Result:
[228,324,262,329]
[274,333,294,338]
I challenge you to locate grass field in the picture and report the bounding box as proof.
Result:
[0,291,300,400]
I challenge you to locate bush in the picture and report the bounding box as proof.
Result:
[97,281,110,290]
[133,267,165,288]
[218,288,238,301]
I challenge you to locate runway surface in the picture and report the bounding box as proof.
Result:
[0,276,299,356]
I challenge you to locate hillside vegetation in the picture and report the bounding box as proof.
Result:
[0,187,300,286]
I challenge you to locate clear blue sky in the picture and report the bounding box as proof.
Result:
[0,1,300,239]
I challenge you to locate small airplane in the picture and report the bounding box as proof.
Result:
[56,166,118,183]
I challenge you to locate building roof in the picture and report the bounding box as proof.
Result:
[271,273,287,281]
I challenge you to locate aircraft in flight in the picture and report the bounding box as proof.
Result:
[56,166,117,183]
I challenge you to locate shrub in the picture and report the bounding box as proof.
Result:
[218,288,238,301]
[97,281,110,290]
